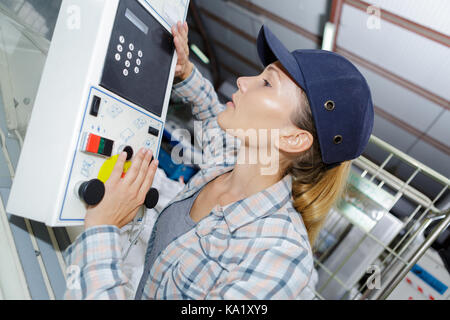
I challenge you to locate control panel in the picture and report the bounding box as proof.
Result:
[6,0,189,226]
[59,87,163,222]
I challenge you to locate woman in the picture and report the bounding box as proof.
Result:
[64,22,373,299]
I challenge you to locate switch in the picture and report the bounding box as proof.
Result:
[82,133,114,157]
[98,137,105,154]
[118,145,133,160]
[78,179,105,205]
[100,138,114,157]
[90,95,101,117]
[86,133,101,153]
[145,188,159,209]
[148,126,159,137]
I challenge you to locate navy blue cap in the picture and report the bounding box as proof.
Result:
[257,25,374,168]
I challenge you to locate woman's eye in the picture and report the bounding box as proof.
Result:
[263,79,272,87]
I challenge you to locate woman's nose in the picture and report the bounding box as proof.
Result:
[237,76,249,92]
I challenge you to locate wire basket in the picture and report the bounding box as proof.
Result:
[310,135,449,300]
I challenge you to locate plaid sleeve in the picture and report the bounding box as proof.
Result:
[171,66,225,121]
[205,240,312,300]
[171,66,239,168]
[63,225,129,300]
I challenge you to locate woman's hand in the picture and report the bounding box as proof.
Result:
[84,148,158,230]
[172,21,193,82]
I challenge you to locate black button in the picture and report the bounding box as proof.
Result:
[90,95,101,117]
[100,138,114,156]
[78,179,105,205]
[148,126,159,136]
[145,188,159,209]
[123,145,133,160]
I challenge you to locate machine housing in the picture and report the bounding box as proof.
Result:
[7,0,187,226]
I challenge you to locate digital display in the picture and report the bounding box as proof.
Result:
[125,8,148,34]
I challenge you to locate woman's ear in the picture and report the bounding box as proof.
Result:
[277,128,313,154]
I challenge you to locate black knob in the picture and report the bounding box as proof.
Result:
[122,145,133,160]
[78,179,105,206]
[145,187,159,209]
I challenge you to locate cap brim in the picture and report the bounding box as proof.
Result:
[257,25,306,90]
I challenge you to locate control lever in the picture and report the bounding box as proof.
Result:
[145,187,159,209]
[78,178,105,205]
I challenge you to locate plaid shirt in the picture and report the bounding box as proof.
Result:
[64,66,318,300]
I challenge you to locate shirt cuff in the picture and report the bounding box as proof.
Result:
[64,225,122,268]
[172,65,198,91]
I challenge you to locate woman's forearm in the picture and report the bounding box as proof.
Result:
[64,225,129,299]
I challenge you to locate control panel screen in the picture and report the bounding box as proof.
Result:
[125,8,148,34]
[100,0,174,117]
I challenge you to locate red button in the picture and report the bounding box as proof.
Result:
[86,134,101,153]
[417,286,423,293]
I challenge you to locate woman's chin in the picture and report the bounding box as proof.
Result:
[226,101,235,109]
[217,112,227,130]
[217,111,236,132]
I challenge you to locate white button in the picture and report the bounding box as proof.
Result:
[134,67,140,74]
[136,58,141,66]
[119,36,125,43]
[123,69,128,76]
[117,44,123,52]
[127,52,132,59]
[138,50,143,58]
[125,60,131,68]
[115,53,121,61]
[129,43,134,51]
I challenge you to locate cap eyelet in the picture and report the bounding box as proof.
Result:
[324,100,335,111]
[333,135,343,144]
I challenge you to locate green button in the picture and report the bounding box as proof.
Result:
[98,138,105,154]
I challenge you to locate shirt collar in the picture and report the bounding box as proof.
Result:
[168,165,233,205]
[167,166,293,233]
[220,174,293,233]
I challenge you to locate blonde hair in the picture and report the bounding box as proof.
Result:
[286,89,351,248]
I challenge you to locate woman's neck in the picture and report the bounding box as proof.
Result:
[221,145,283,198]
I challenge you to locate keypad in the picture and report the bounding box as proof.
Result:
[115,35,143,77]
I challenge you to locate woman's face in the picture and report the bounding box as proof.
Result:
[218,61,312,154]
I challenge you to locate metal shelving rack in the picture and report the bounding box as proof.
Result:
[310,135,449,300]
